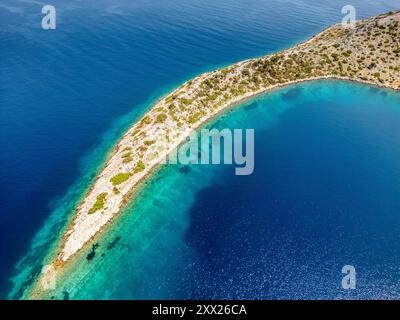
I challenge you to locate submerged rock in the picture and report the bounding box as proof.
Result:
[86,243,99,261]
[107,236,122,250]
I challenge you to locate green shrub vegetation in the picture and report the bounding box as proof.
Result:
[141,116,152,125]
[131,129,140,137]
[121,152,132,158]
[165,94,177,104]
[110,173,131,186]
[144,140,156,146]
[88,192,108,214]
[113,187,120,195]
[155,113,167,124]
[122,158,133,163]
[132,160,145,174]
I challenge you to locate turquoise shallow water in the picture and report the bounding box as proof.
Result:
[2,0,400,299]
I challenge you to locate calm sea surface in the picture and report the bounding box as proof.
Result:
[1,0,399,299]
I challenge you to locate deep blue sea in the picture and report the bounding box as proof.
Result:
[1,0,399,299]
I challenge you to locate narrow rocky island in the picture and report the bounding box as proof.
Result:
[53,11,399,272]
